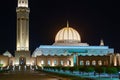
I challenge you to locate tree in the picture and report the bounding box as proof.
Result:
[95,66,106,78]
[85,66,94,76]
[56,66,62,71]
[117,66,120,72]
[69,67,74,73]
[106,67,118,79]
[62,67,69,72]
[0,64,3,69]
[78,66,85,75]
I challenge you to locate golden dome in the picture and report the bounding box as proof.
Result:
[55,22,81,43]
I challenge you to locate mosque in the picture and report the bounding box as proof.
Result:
[0,0,120,69]
[32,22,115,67]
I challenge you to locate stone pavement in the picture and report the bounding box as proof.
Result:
[0,70,69,80]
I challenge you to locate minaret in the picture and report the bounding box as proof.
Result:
[100,39,104,46]
[15,0,30,65]
[16,0,30,51]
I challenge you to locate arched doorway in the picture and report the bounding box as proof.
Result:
[9,60,13,66]
[67,60,71,66]
[19,56,26,65]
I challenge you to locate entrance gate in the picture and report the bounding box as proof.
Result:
[19,57,26,65]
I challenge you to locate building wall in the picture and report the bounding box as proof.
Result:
[111,53,120,66]
[1,53,120,67]
[34,53,120,67]
[9,57,15,66]
[78,55,110,66]
[15,51,30,65]
[31,57,36,65]
[36,55,73,67]
[0,55,9,67]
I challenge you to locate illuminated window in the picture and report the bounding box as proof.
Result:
[41,60,44,65]
[61,60,63,66]
[0,60,3,64]
[92,60,96,66]
[86,60,90,66]
[67,60,71,66]
[98,60,102,66]
[48,60,50,65]
[54,60,57,65]
[80,61,84,65]
[10,60,13,65]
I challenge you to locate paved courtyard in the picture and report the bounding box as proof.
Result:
[0,70,70,80]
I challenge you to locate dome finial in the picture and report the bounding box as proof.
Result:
[67,20,69,28]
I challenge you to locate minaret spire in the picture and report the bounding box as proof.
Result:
[67,20,69,28]
[100,39,104,46]
[18,0,28,8]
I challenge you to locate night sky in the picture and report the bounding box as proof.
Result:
[0,0,119,54]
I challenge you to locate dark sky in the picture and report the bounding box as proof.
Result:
[0,0,119,54]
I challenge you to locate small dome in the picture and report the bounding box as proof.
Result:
[55,22,81,43]
[3,51,12,57]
